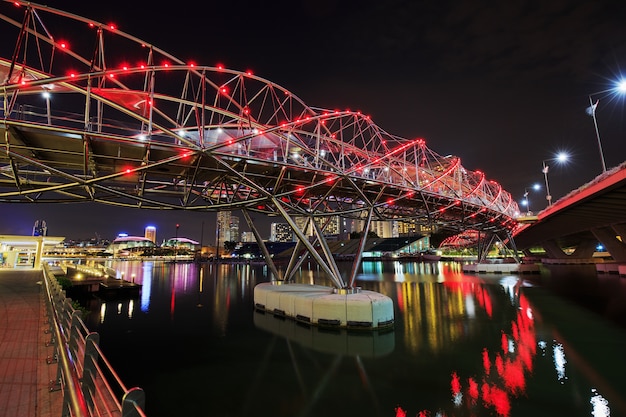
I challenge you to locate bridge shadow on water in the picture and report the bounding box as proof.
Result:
[72,260,626,417]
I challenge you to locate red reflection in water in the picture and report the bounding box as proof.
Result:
[481,383,511,417]
[394,289,536,417]
[451,371,461,395]
[501,331,508,352]
[495,353,504,376]
[502,358,525,393]
[482,348,491,375]
[468,377,479,403]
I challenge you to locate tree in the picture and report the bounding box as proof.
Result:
[349,231,379,239]
[223,241,238,252]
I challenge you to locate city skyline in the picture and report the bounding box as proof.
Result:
[1,1,625,241]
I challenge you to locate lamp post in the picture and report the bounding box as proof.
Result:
[175,223,179,260]
[42,89,51,125]
[542,153,568,207]
[521,183,541,215]
[586,95,606,173]
[587,79,626,174]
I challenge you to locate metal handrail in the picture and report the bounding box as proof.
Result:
[42,264,146,416]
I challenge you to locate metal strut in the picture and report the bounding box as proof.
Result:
[348,205,374,288]
[242,209,281,281]
[271,197,345,289]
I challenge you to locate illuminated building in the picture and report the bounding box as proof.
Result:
[161,237,199,251]
[32,220,48,236]
[241,232,256,243]
[144,225,157,243]
[104,236,155,257]
[352,219,396,238]
[270,223,292,242]
[294,215,341,238]
[216,211,240,247]
[229,216,240,242]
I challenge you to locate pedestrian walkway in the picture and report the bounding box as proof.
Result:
[0,269,62,417]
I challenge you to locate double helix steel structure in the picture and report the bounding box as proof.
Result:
[0,1,520,288]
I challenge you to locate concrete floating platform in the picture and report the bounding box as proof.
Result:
[541,258,602,265]
[596,263,626,276]
[253,282,394,330]
[463,263,541,274]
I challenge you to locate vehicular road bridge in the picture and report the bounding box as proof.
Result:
[514,162,626,269]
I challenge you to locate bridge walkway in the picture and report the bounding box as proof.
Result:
[0,269,62,417]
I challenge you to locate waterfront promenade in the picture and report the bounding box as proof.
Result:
[0,269,62,417]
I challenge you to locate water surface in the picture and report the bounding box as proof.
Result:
[80,260,626,417]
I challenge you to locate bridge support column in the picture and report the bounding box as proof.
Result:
[541,239,568,259]
[592,226,626,263]
[348,205,374,288]
[569,239,597,259]
[242,209,282,281]
[611,224,626,241]
[272,197,346,289]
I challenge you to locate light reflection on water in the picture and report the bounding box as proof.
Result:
[81,260,625,417]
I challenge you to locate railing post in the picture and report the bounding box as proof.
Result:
[69,311,83,356]
[82,332,100,409]
[122,387,146,417]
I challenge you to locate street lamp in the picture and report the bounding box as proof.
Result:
[586,95,606,173]
[42,89,51,125]
[542,153,568,207]
[175,223,180,259]
[521,183,541,215]
[587,79,626,173]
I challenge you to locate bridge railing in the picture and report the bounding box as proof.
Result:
[42,263,146,417]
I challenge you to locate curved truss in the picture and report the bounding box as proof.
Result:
[0,2,521,286]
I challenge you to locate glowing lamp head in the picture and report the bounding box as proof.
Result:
[617,79,626,94]
[556,152,569,163]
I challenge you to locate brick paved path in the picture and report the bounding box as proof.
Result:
[0,270,62,417]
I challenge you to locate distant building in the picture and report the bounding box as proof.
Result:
[352,219,396,238]
[32,220,48,236]
[145,225,157,243]
[241,232,256,243]
[270,223,292,242]
[104,236,155,256]
[161,237,199,251]
[294,215,342,238]
[229,216,240,242]
[216,212,240,246]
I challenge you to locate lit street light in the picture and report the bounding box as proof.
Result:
[542,153,568,207]
[42,90,51,125]
[586,95,606,173]
[521,183,541,215]
[587,79,626,173]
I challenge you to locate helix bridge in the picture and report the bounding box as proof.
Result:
[0,2,521,327]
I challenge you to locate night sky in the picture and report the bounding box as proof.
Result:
[1,0,626,243]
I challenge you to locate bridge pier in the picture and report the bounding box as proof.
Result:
[249,198,394,329]
[592,226,626,263]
